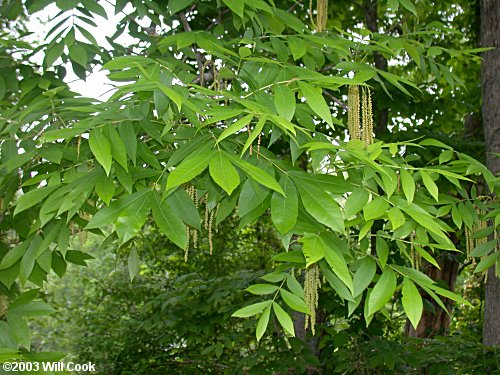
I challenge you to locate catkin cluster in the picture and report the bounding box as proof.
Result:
[409,232,421,270]
[362,87,374,146]
[316,0,328,32]
[185,184,200,262]
[0,295,7,318]
[348,85,361,141]
[465,209,489,258]
[348,85,374,146]
[304,264,321,335]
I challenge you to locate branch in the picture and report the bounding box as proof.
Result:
[179,10,212,85]
[323,89,348,111]
[206,8,230,31]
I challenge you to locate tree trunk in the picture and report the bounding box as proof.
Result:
[480,0,500,347]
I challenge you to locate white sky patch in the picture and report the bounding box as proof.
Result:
[26,1,139,100]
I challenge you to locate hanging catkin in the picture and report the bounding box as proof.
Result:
[316,0,328,32]
[362,87,374,146]
[184,226,190,262]
[304,264,321,335]
[348,85,361,141]
[208,209,215,255]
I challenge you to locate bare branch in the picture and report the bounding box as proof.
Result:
[323,89,348,111]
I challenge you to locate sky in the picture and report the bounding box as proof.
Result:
[26,1,140,100]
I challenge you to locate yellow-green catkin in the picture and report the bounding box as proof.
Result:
[465,225,474,258]
[410,233,416,269]
[316,0,328,32]
[362,87,374,146]
[204,193,209,230]
[248,128,253,156]
[348,85,361,141]
[208,209,215,255]
[184,226,190,262]
[190,186,199,249]
[475,211,488,248]
[0,295,7,318]
[304,264,321,335]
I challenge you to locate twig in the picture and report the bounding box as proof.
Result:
[206,8,230,31]
[323,89,348,111]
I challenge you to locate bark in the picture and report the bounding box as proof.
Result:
[405,254,459,338]
[480,0,500,347]
[364,0,389,134]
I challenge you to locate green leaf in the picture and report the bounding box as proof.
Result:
[420,170,439,202]
[271,176,298,234]
[297,81,332,127]
[242,116,266,156]
[95,172,115,205]
[363,197,389,222]
[128,247,140,281]
[81,0,108,18]
[8,301,55,317]
[474,252,499,273]
[414,246,440,269]
[19,239,38,286]
[295,180,344,233]
[321,262,355,302]
[232,300,272,318]
[86,189,150,229]
[115,190,150,244]
[0,240,31,270]
[387,207,405,230]
[151,192,187,249]
[272,250,306,264]
[375,236,389,268]
[218,113,253,143]
[367,268,397,316]
[301,233,325,265]
[44,42,64,68]
[168,0,195,14]
[166,188,201,230]
[89,129,112,176]
[273,302,295,336]
[286,274,304,299]
[222,0,244,17]
[470,240,497,257]
[68,44,87,67]
[158,84,183,111]
[106,125,128,171]
[323,235,354,293]
[119,121,137,165]
[353,257,376,297]
[209,151,240,195]
[280,289,309,314]
[7,314,31,349]
[273,84,295,122]
[288,36,307,60]
[256,306,271,341]
[246,284,279,295]
[166,149,215,191]
[400,168,415,204]
[14,185,59,216]
[402,277,423,330]
[344,188,369,218]
[399,0,417,15]
[226,153,284,194]
[451,205,462,229]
